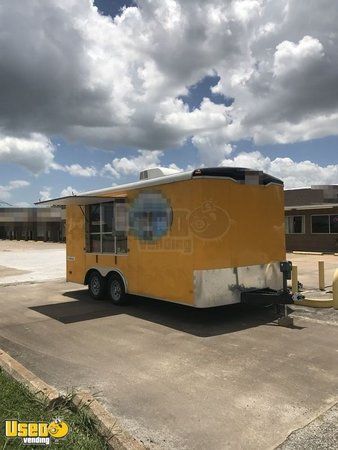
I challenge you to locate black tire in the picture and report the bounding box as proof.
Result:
[88,271,106,300]
[107,273,126,305]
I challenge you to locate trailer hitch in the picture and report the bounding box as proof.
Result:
[240,261,305,327]
[240,261,304,305]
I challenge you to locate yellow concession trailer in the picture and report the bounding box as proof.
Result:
[37,167,296,307]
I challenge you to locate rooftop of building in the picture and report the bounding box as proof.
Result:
[285,184,338,207]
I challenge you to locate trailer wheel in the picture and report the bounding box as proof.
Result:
[88,271,106,300]
[107,273,126,305]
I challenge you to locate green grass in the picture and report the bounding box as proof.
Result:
[0,369,108,449]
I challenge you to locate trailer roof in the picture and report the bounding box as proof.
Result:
[35,167,283,206]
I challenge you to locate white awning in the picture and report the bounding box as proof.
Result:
[35,194,126,207]
[285,203,338,211]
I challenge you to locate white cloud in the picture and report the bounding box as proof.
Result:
[0,179,30,201]
[60,186,79,197]
[51,162,97,177]
[8,180,30,189]
[219,151,338,189]
[0,0,337,163]
[166,163,185,173]
[192,133,233,166]
[155,98,229,134]
[102,150,163,178]
[251,113,338,145]
[0,133,55,173]
[232,0,263,24]
[273,35,324,77]
[14,201,32,207]
[39,187,52,202]
[101,149,191,179]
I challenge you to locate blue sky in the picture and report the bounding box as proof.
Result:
[0,1,337,205]
[94,0,135,17]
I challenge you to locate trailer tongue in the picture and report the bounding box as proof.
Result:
[240,261,298,306]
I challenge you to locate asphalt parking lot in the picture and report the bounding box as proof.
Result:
[0,242,337,449]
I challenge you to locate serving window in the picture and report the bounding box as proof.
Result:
[87,200,128,254]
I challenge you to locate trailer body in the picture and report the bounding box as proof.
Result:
[39,167,291,307]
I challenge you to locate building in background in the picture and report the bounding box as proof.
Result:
[0,207,65,242]
[285,185,338,253]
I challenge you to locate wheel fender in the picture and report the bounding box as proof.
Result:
[84,266,128,293]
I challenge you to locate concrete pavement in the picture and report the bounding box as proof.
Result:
[0,241,65,285]
[0,279,337,449]
[287,253,337,290]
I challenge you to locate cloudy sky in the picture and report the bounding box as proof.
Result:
[0,0,337,205]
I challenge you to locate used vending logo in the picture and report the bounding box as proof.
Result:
[4,418,69,445]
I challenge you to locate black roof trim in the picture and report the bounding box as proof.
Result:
[192,167,283,186]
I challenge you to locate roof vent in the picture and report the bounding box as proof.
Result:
[139,167,179,180]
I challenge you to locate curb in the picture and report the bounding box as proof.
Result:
[0,277,65,288]
[297,298,333,308]
[292,251,323,255]
[0,349,146,450]
[0,349,61,406]
[72,391,146,450]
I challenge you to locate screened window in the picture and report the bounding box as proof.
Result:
[88,201,128,253]
[285,215,304,234]
[312,214,338,234]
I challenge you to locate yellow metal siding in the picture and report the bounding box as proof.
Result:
[191,179,285,270]
[65,178,285,306]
